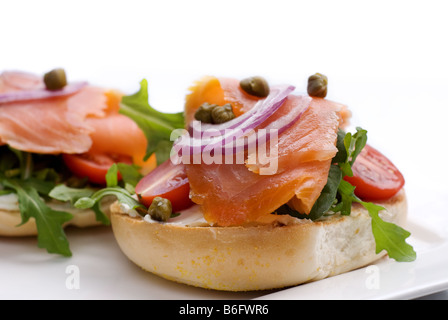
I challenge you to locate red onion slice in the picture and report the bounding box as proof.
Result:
[217,95,310,156]
[0,81,88,105]
[173,84,301,158]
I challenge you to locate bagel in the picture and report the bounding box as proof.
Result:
[110,189,407,292]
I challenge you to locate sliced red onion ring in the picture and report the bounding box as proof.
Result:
[209,95,310,156]
[0,81,88,105]
[173,84,305,157]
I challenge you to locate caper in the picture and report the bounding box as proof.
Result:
[44,68,67,91]
[148,197,172,222]
[307,73,328,98]
[194,102,215,123]
[239,76,270,98]
[211,103,235,124]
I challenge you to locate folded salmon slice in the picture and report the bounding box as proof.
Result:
[183,76,344,226]
[186,159,332,226]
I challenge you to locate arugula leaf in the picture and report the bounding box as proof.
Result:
[3,178,73,257]
[308,165,343,220]
[335,179,357,216]
[48,183,113,225]
[49,184,95,204]
[74,186,144,212]
[73,165,145,215]
[116,163,143,188]
[49,162,143,226]
[338,127,368,177]
[331,129,348,164]
[0,147,75,256]
[119,79,185,165]
[361,201,416,262]
[337,179,416,261]
[349,127,368,166]
[9,148,33,179]
[0,189,14,196]
[105,163,118,188]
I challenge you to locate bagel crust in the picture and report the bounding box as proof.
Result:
[110,189,407,291]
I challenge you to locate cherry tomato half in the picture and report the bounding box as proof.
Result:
[63,152,132,185]
[135,159,194,212]
[344,144,405,201]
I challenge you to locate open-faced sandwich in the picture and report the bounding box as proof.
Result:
[0,69,155,256]
[56,73,416,290]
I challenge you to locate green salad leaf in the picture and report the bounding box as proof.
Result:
[119,79,185,165]
[358,198,416,262]
[336,178,415,261]
[3,178,73,256]
[72,163,145,215]
[0,147,74,256]
[0,147,145,256]
[49,162,144,226]
[48,184,112,225]
[49,184,95,204]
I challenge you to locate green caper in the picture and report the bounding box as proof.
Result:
[148,197,172,222]
[307,73,328,98]
[239,76,270,98]
[211,103,235,124]
[194,102,216,123]
[44,68,67,91]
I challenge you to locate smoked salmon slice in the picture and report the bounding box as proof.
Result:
[186,159,332,226]
[183,76,345,226]
[0,70,155,173]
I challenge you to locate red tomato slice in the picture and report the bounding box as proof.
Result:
[135,159,194,212]
[63,152,132,185]
[344,144,405,201]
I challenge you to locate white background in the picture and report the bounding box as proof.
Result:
[1,0,448,299]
